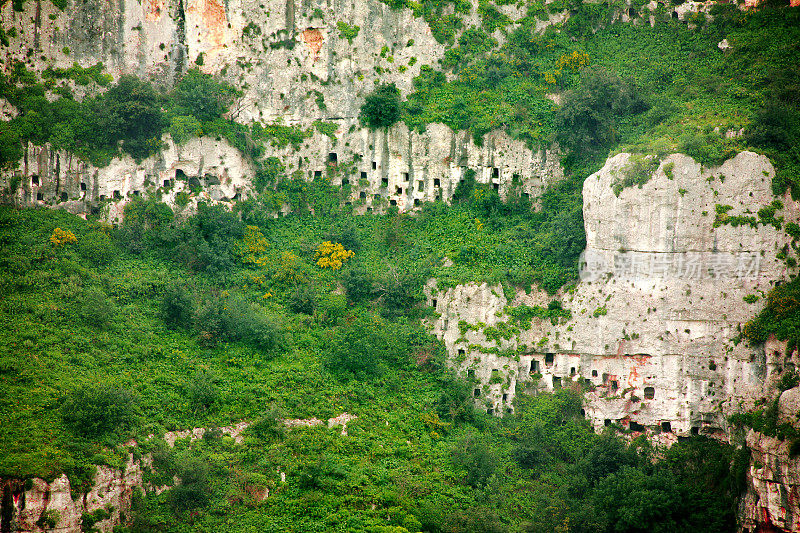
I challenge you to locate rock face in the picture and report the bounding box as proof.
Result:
[431,152,799,437]
[4,123,560,219]
[8,136,255,222]
[0,458,144,533]
[0,414,353,532]
[0,0,569,218]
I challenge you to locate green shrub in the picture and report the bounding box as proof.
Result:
[168,456,212,512]
[359,84,401,129]
[61,385,139,439]
[186,371,220,411]
[324,315,403,379]
[160,284,195,329]
[342,267,375,303]
[451,433,498,488]
[336,21,360,44]
[76,287,116,328]
[557,67,648,153]
[288,284,317,314]
[172,68,240,123]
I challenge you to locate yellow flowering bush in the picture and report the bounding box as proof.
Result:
[265,251,308,284]
[235,225,270,264]
[556,50,589,72]
[314,241,354,270]
[49,227,77,247]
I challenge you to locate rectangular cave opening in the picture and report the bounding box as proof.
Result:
[359,191,366,199]
[36,192,43,201]
[328,152,338,163]
[552,376,562,389]
[502,393,508,402]
[389,199,397,206]
[433,178,441,187]
[80,182,87,191]
[314,170,322,178]
[592,369,598,377]
[474,388,481,398]
[402,172,409,182]
[417,180,424,191]
[60,192,68,201]
[31,174,40,185]
[629,421,645,432]
[530,360,540,373]
[570,367,576,376]
[361,171,367,180]
[372,161,377,170]
[381,178,389,188]
[691,426,699,436]
[644,386,655,400]
[414,199,421,206]
[467,369,475,379]
[493,183,500,192]
[604,419,612,427]
[545,353,554,365]
[610,380,619,391]
[163,179,171,188]
[661,421,672,433]
[341,178,349,186]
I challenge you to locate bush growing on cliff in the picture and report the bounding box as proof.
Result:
[359,83,402,129]
[171,68,241,123]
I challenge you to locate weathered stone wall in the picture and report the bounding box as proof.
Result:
[2,122,560,219]
[429,151,799,438]
[739,379,800,533]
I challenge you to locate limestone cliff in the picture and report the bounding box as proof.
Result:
[430,151,798,437]
[5,124,561,220]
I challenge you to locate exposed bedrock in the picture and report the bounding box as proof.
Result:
[430,151,799,439]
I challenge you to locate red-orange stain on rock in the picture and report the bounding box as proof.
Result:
[145,0,164,21]
[627,364,640,387]
[188,0,228,48]
[302,28,324,55]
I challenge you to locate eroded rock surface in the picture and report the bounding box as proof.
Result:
[0,414,354,532]
[431,152,798,437]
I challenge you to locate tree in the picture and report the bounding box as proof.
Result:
[172,68,241,123]
[104,75,167,160]
[556,67,647,153]
[324,316,398,379]
[61,385,139,439]
[359,84,402,129]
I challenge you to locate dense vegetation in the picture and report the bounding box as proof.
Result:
[3,3,799,532]
[0,206,745,532]
[398,4,800,195]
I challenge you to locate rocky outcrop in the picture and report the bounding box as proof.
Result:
[0,458,145,533]
[3,123,560,219]
[740,382,800,533]
[0,414,354,532]
[431,151,799,436]
[5,136,255,222]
